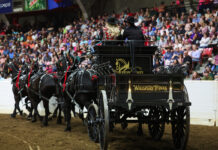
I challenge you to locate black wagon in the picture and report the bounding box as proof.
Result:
[86,41,191,150]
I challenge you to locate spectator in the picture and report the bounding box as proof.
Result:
[0,3,216,80]
[192,71,201,80]
[204,65,214,78]
[215,55,218,72]
[158,1,166,14]
[163,47,173,66]
[172,47,181,60]
[206,58,216,72]
[178,53,184,65]
[191,44,201,70]
[3,48,9,56]
[202,71,213,80]
[43,52,52,63]
[0,55,6,72]
[199,33,210,47]
[214,72,218,81]
[8,49,14,60]
[210,34,218,45]
[183,50,192,65]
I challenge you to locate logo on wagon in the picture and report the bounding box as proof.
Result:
[115,58,143,74]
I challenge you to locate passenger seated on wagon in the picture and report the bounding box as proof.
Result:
[103,17,123,45]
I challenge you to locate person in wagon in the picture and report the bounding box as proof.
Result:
[104,17,121,40]
[123,16,145,46]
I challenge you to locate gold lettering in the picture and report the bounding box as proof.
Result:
[133,85,167,91]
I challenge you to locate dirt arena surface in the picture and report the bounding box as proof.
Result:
[0,114,218,150]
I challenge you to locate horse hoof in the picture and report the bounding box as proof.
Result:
[83,119,88,126]
[27,116,32,120]
[43,123,48,126]
[39,117,43,122]
[52,115,57,118]
[137,131,143,136]
[11,114,16,118]
[57,119,62,124]
[20,111,23,116]
[32,119,37,123]
[121,122,128,130]
[64,127,71,132]
[48,117,53,121]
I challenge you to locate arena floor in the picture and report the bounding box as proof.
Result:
[0,114,218,150]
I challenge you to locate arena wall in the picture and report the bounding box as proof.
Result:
[0,79,217,126]
[185,80,218,126]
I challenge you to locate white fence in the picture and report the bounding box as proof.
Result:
[0,79,217,126]
[184,80,218,126]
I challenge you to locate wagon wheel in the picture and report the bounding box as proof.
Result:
[98,90,109,150]
[87,103,99,143]
[171,86,190,150]
[148,106,165,141]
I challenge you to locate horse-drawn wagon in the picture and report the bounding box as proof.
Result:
[87,41,191,150]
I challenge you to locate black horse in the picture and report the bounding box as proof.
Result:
[2,60,29,118]
[27,66,63,126]
[63,67,98,131]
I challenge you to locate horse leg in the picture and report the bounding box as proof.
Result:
[27,106,33,120]
[52,105,58,118]
[16,100,23,116]
[71,103,76,117]
[11,95,21,118]
[42,100,49,126]
[25,97,31,112]
[31,101,38,122]
[57,104,62,124]
[11,104,17,118]
[31,99,42,122]
[65,101,71,131]
[26,100,34,120]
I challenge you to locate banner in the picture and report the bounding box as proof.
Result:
[25,0,46,11]
[48,0,74,10]
[0,0,12,14]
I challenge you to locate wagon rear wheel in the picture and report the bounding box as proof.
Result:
[171,86,190,150]
[98,90,109,150]
[171,106,190,150]
[87,103,99,143]
[148,106,165,141]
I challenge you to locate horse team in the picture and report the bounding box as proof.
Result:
[1,56,105,132]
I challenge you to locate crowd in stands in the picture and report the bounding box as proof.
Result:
[0,0,217,80]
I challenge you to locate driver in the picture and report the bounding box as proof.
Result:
[123,16,145,46]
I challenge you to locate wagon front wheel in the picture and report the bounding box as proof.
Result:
[98,90,109,150]
[87,103,99,143]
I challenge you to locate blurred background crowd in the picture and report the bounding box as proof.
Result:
[0,0,217,80]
